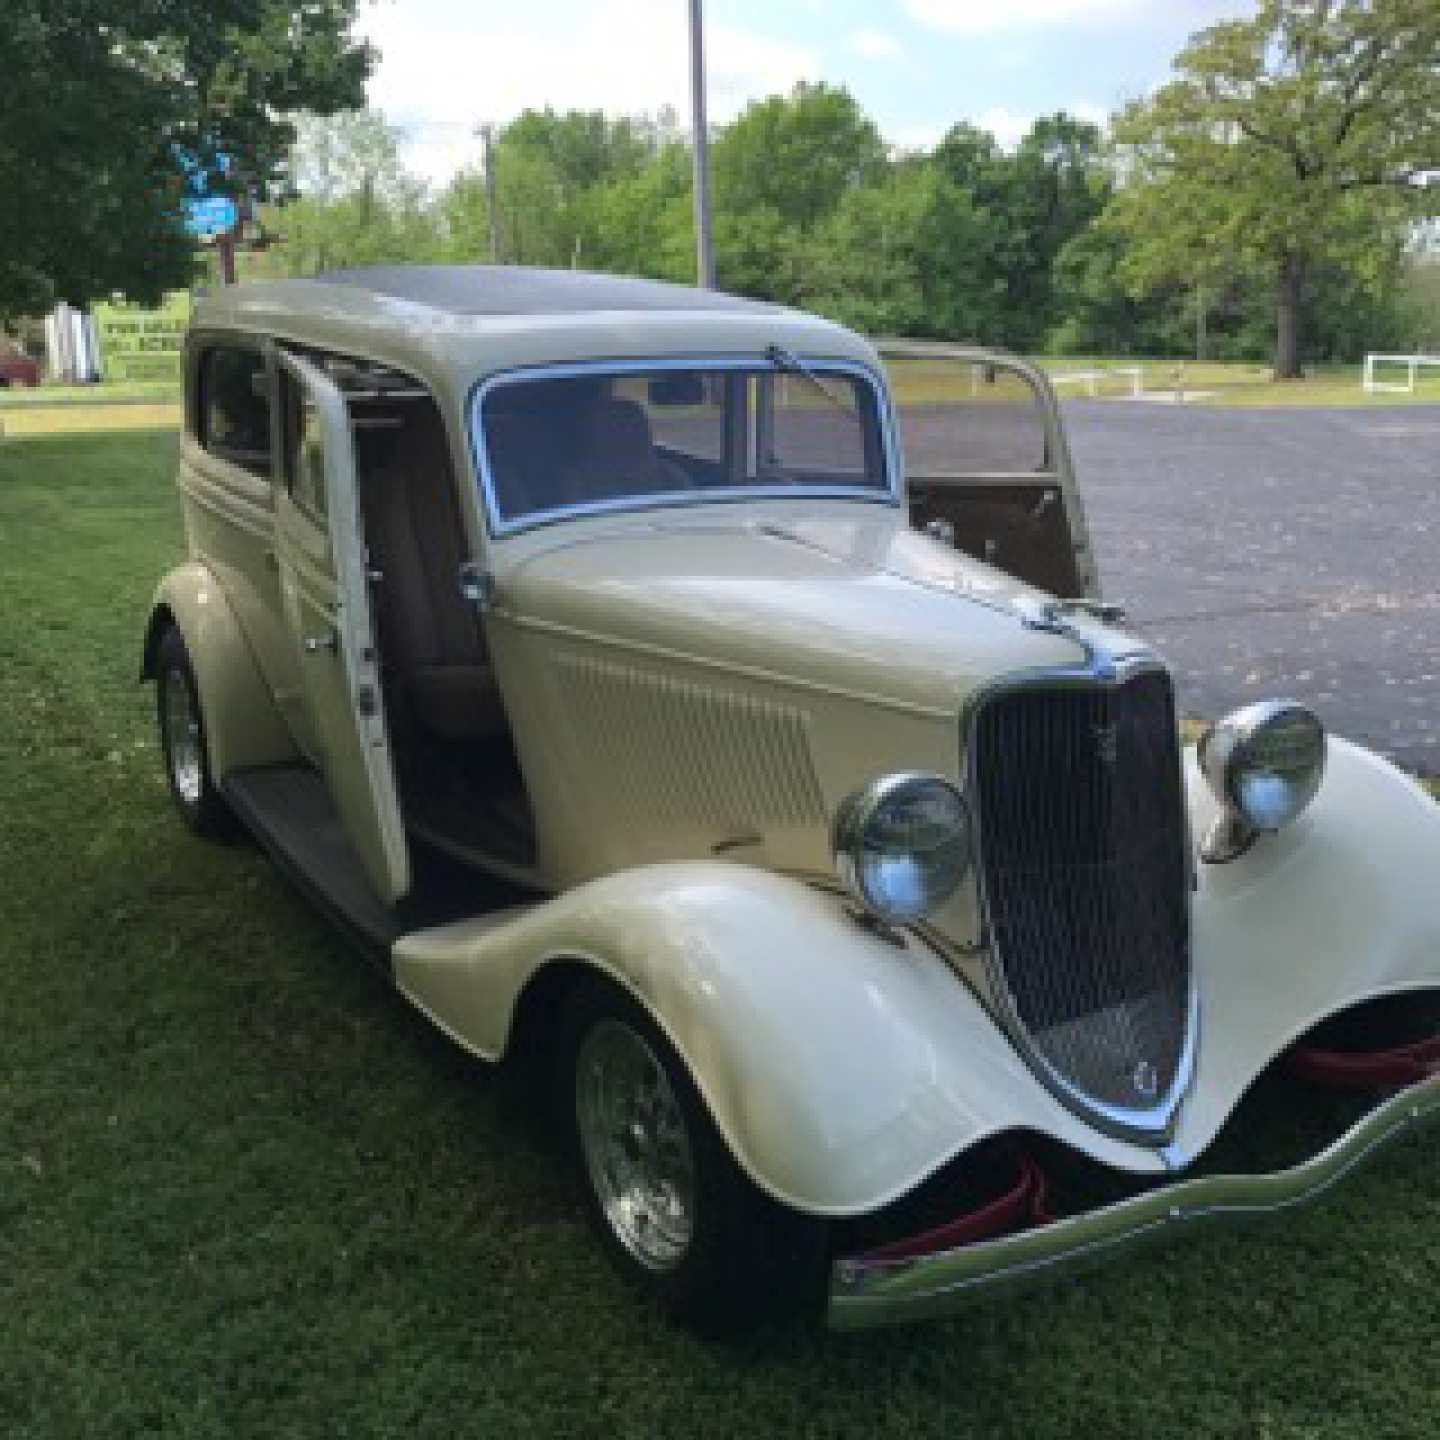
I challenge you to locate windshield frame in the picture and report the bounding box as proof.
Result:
[468,353,902,539]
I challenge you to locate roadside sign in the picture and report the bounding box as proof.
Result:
[92,292,190,382]
[183,195,239,239]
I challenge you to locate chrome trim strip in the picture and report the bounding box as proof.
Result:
[961,624,1199,1146]
[466,354,903,539]
[828,1068,1440,1330]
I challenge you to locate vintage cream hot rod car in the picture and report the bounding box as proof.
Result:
[144,265,1440,1331]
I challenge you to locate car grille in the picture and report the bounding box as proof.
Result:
[967,667,1192,1131]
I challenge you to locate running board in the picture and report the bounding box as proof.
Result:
[223,765,516,966]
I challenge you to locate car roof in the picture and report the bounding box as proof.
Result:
[190,265,880,413]
[315,265,781,318]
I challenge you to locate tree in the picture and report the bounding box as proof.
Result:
[934,113,1110,349]
[0,0,371,316]
[1110,0,1440,377]
[712,83,885,231]
[258,111,441,277]
[804,165,1007,340]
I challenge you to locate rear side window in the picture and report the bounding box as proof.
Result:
[200,347,271,476]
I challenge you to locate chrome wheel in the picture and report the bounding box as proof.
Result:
[162,665,204,806]
[575,1018,696,1272]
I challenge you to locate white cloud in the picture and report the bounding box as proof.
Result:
[900,0,1140,34]
[849,26,903,59]
[363,0,817,188]
[901,0,1254,34]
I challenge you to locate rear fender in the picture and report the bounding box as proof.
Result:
[142,562,296,782]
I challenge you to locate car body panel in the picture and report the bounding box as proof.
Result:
[143,560,298,779]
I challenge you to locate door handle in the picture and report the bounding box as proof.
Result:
[304,629,338,655]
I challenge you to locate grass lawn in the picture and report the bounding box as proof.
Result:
[3,431,1440,1438]
[0,380,180,408]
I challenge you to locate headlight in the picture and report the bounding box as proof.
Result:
[831,773,973,925]
[1199,700,1326,837]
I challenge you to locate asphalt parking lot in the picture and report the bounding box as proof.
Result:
[1064,401,1440,770]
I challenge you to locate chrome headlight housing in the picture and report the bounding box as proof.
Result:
[1198,700,1326,858]
[831,773,973,925]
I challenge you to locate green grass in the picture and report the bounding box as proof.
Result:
[3,432,1439,1437]
[0,379,180,408]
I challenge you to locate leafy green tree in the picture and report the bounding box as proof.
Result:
[712,83,886,231]
[265,190,440,276]
[0,0,371,316]
[255,110,440,277]
[502,109,651,198]
[583,143,694,281]
[935,113,1109,349]
[1110,0,1440,376]
[804,165,1007,339]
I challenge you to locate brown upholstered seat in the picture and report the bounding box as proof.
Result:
[558,396,691,505]
[360,413,507,743]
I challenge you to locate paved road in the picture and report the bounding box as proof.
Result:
[1062,401,1440,769]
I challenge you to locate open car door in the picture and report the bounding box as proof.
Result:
[880,342,1100,600]
[272,348,410,906]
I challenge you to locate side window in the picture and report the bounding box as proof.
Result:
[280,373,328,521]
[200,346,271,477]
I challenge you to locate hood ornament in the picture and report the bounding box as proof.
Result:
[1014,596,1133,680]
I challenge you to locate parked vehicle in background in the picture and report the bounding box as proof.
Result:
[0,351,41,387]
[142,265,1440,1332]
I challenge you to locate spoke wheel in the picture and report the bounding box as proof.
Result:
[153,626,233,839]
[161,663,204,805]
[575,1018,696,1271]
[556,977,829,1332]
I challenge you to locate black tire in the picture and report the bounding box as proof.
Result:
[154,626,235,839]
[555,975,828,1334]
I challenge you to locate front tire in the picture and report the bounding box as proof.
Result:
[556,977,827,1333]
[155,626,234,839]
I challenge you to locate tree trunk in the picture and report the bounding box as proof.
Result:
[1274,253,1304,379]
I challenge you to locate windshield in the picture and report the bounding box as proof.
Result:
[475,359,891,531]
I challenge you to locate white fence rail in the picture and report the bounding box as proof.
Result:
[1362,353,1440,394]
[1050,366,1144,399]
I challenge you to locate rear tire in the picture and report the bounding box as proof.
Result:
[155,626,234,839]
[555,975,827,1334]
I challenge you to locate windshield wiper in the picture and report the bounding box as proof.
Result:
[764,343,850,416]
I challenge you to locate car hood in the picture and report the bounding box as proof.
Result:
[500,510,1138,715]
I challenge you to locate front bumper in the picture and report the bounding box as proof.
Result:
[827,1069,1440,1330]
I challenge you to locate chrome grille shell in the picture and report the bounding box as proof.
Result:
[964,653,1195,1144]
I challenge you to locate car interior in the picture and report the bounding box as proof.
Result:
[340,381,539,874]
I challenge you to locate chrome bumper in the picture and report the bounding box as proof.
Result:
[827,1070,1440,1331]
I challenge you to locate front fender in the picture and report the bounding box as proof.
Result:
[1171,737,1440,1160]
[392,863,1169,1216]
[142,562,296,782]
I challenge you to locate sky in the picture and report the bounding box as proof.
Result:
[362,0,1259,189]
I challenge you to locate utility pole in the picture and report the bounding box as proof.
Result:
[688,0,715,289]
[476,122,503,263]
